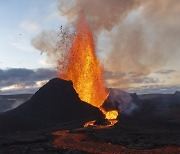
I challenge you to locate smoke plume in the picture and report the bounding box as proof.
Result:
[58,0,142,31]
[32,0,180,89]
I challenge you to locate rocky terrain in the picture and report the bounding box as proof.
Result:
[0,78,180,153]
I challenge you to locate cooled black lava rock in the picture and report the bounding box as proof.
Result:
[0,78,104,133]
[94,119,111,125]
[174,91,180,105]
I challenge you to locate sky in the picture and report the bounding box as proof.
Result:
[0,0,66,69]
[0,0,180,94]
[0,0,66,94]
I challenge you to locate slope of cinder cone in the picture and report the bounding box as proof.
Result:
[0,78,104,133]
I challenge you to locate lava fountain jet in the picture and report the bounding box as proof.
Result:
[58,16,118,121]
[59,17,107,107]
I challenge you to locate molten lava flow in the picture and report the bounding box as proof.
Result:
[104,110,119,120]
[100,108,118,126]
[58,16,118,121]
[105,111,118,125]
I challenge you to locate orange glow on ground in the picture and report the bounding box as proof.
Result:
[52,130,180,154]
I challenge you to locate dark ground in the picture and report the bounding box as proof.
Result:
[0,112,180,154]
[0,79,180,153]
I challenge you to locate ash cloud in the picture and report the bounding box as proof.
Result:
[32,0,180,90]
[58,0,180,75]
[105,0,180,86]
[58,0,142,31]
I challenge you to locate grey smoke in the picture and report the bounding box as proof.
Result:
[58,0,142,31]
[103,89,138,115]
[58,0,180,86]
[32,0,180,90]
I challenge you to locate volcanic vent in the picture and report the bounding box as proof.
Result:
[58,16,118,121]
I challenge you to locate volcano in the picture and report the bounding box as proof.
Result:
[0,78,104,133]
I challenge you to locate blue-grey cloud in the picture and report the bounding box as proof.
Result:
[155,69,176,75]
[0,68,56,89]
[129,77,159,84]
[105,71,159,86]
[129,85,180,94]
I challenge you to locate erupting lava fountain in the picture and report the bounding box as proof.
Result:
[58,15,118,121]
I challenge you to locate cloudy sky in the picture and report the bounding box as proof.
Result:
[0,0,180,94]
[0,0,65,94]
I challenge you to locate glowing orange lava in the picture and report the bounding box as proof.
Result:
[104,110,119,120]
[58,16,118,120]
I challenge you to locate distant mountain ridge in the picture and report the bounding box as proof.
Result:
[0,94,32,113]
